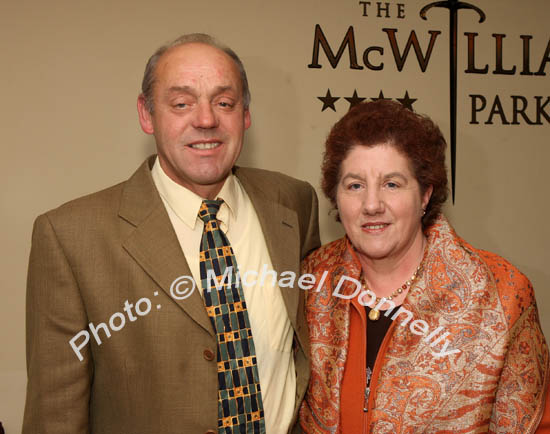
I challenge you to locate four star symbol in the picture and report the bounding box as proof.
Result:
[317,90,418,112]
[317,89,340,112]
[345,90,366,109]
[371,90,392,102]
[396,91,417,111]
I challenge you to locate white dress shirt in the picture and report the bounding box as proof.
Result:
[151,158,295,434]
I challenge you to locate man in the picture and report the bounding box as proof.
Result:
[23,33,320,433]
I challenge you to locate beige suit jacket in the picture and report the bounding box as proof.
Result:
[23,156,320,434]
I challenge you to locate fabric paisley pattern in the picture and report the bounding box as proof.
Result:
[300,215,548,433]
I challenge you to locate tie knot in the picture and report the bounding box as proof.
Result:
[198,199,224,223]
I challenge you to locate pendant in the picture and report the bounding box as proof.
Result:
[368,308,380,321]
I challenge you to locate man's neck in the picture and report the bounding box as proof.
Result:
[158,158,228,199]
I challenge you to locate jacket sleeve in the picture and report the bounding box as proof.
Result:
[23,214,92,434]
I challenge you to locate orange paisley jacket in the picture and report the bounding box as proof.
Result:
[300,215,550,433]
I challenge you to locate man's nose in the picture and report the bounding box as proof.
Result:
[193,102,218,129]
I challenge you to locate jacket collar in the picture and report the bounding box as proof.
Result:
[119,156,303,338]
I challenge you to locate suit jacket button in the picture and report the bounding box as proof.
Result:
[203,348,215,361]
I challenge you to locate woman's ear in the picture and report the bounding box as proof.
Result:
[422,185,434,211]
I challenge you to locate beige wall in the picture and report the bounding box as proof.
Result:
[1,0,549,430]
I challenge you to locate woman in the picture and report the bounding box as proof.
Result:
[300,100,550,433]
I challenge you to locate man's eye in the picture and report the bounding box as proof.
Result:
[174,103,187,109]
[386,182,399,189]
[218,101,234,108]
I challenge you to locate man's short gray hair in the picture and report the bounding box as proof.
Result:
[140,33,251,113]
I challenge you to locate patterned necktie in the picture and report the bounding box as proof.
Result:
[198,199,266,434]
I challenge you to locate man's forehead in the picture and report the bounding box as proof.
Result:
[157,43,239,79]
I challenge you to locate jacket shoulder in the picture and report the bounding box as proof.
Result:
[41,181,125,228]
[236,166,309,186]
[38,157,155,228]
[235,166,315,202]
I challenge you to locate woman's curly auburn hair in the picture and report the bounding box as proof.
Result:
[321,99,448,229]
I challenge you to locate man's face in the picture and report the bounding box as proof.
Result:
[138,43,251,199]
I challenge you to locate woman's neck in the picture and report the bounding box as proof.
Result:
[358,231,426,299]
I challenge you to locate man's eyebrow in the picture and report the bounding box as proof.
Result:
[165,85,193,95]
[165,85,235,95]
[212,85,235,94]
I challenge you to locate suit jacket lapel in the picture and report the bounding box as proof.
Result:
[118,157,214,336]
[235,168,301,332]
[117,159,306,340]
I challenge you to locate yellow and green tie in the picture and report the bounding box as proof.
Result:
[198,199,266,434]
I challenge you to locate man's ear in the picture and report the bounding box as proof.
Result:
[244,109,251,130]
[137,94,154,135]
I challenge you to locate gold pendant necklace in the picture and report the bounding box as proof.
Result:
[364,264,422,321]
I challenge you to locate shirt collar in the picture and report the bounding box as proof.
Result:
[216,171,239,231]
[151,157,238,230]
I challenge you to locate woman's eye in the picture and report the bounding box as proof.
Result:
[348,183,362,191]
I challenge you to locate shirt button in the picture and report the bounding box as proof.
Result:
[203,349,215,361]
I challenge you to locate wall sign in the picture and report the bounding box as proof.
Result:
[308,0,550,201]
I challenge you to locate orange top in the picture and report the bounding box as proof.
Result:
[340,294,550,432]
[301,215,550,433]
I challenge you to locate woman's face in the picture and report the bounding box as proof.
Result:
[336,143,432,264]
